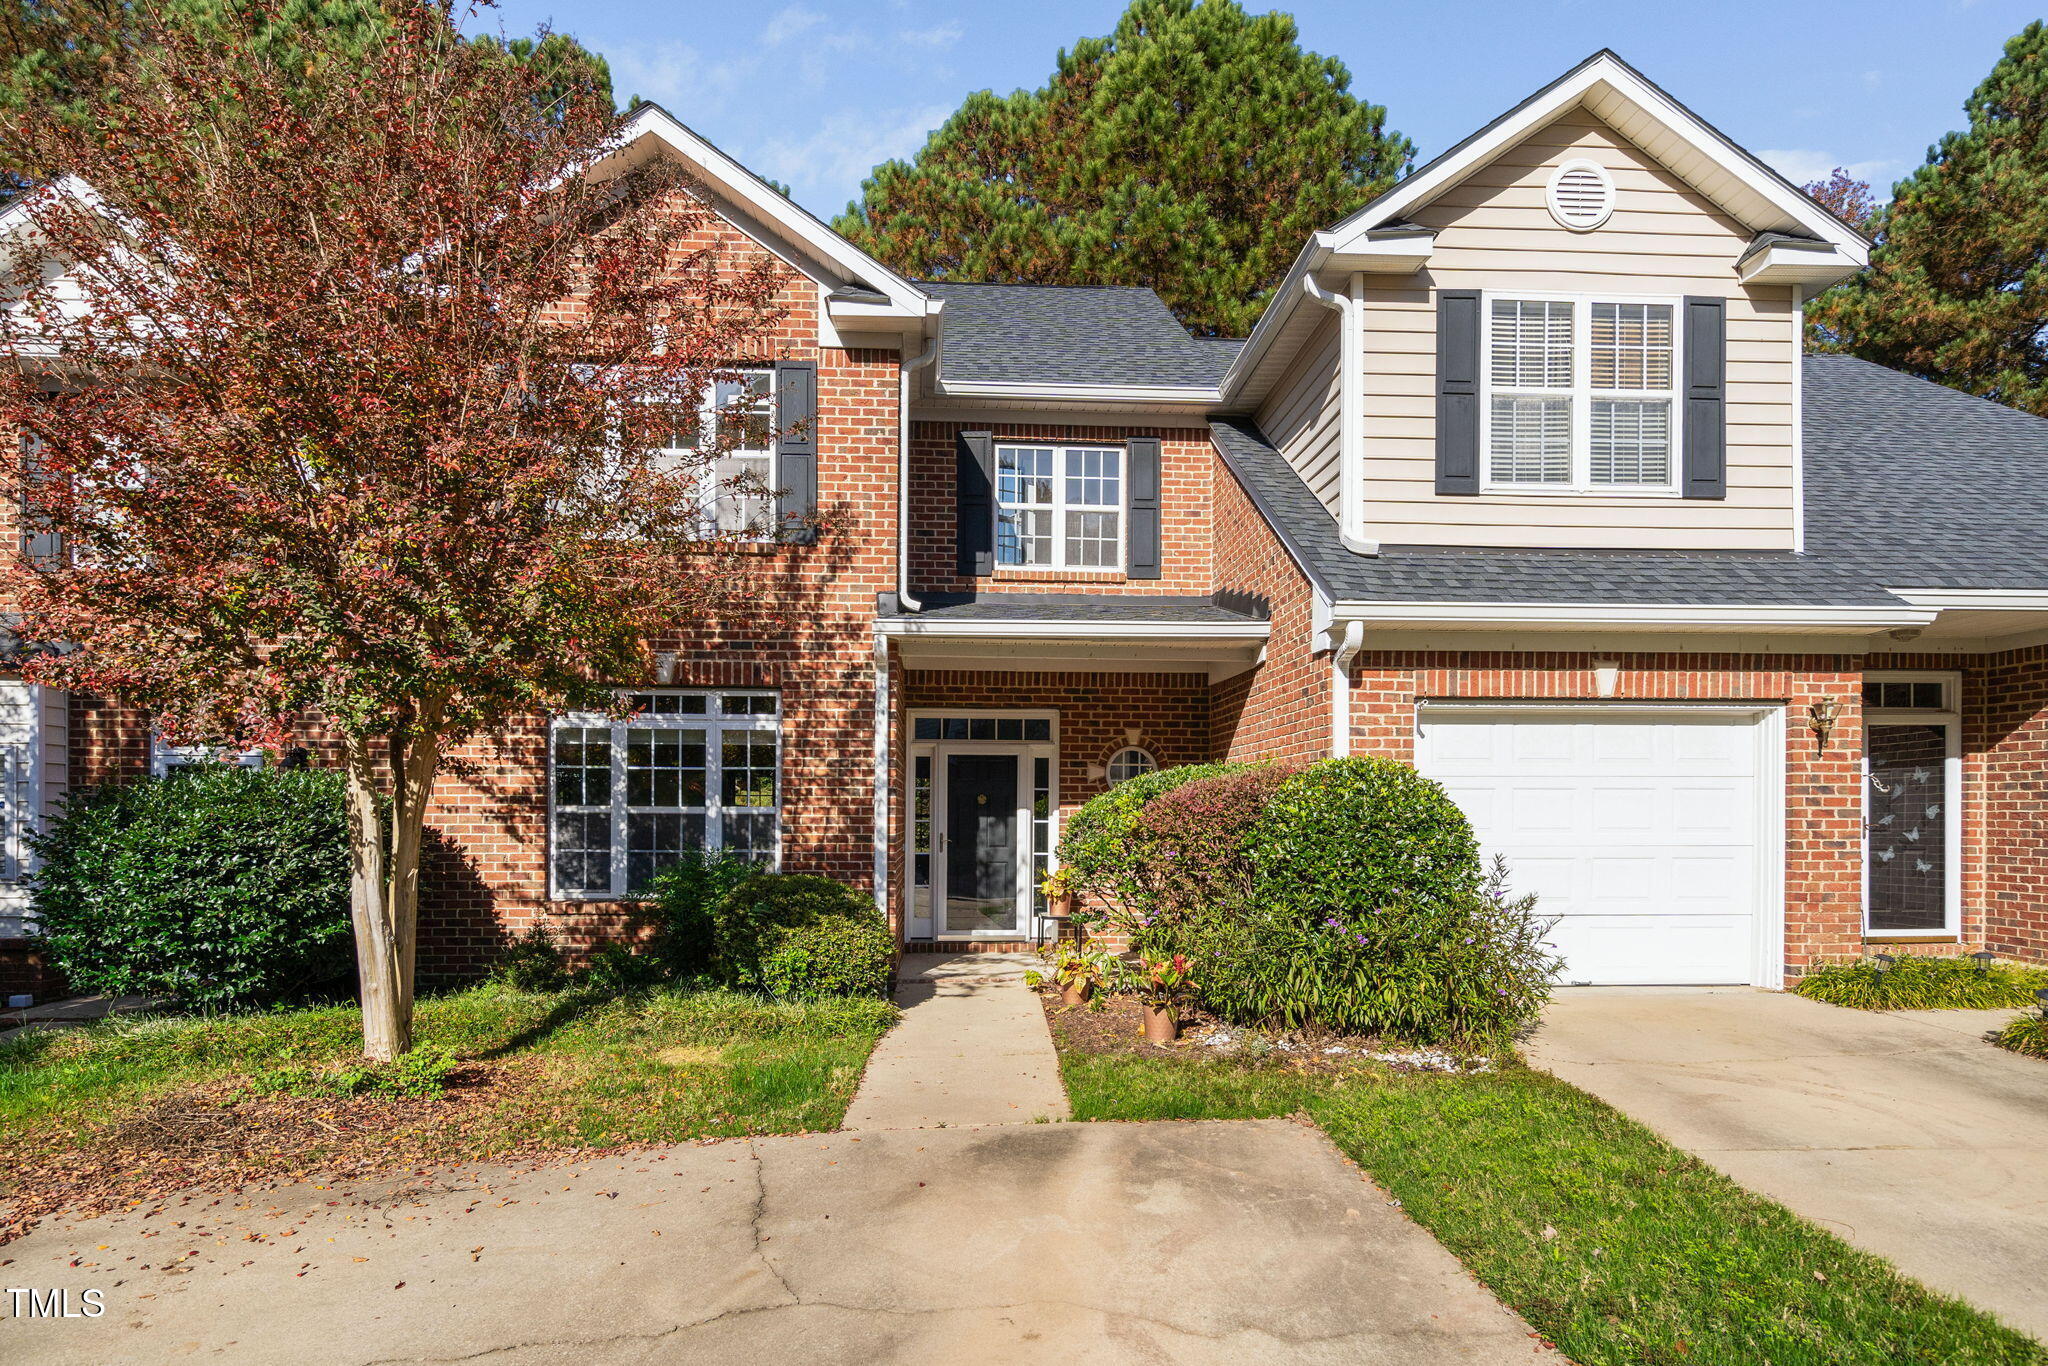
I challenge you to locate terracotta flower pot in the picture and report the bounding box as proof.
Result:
[1060,980,1093,1007]
[1045,893,1075,920]
[1141,1004,1178,1044]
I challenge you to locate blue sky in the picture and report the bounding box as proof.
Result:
[473,0,2043,222]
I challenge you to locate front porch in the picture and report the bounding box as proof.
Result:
[877,593,1269,952]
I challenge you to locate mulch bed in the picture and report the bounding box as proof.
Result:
[1038,987,1495,1077]
[0,1061,553,1247]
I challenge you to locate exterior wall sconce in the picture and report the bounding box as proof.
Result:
[1806,698,1840,754]
[654,651,678,685]
[1592,659,1620,698]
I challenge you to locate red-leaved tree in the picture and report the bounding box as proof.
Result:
[0,0,789,1058]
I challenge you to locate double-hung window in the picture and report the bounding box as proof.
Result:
[550,690,780,899]
[644,369,775,537]
[1483,295,1678,494]
[995,443,1123,569]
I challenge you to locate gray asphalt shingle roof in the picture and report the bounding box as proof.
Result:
[885,593,1263,625]
[1212,354,2048,607]
[922,282,1233,390]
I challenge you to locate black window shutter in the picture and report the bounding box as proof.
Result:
[774,360,818,542]
[1435,289,1482,495]
[1681,296,1726,500]
[1126,437,1162,580]
[18,438,61,570]
[956,430,995,576]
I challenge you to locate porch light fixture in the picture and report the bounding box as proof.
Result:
[1806,698,1840,754]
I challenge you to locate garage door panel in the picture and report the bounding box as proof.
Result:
[1418,710,1770,986]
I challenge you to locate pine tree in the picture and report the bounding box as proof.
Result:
[832,0,1411,337]
[1809,22,2048,413]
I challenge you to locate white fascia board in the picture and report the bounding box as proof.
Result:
[609,105,933,319]
[1332,600,1937,630]
[1317,228,1437,275]
[876,618,1270,642]
[933,379,1221,406]
[1737,243,1865,288]
[1889,588,2048,611]
[1321,53,1869,258]
[1218,241,1330,403]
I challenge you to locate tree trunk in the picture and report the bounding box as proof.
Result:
[345,700,446,1063]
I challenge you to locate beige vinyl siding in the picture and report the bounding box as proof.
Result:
[1255,310,1343,512]
[1364,111,1798,550]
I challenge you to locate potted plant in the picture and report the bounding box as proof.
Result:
[1052,944,1114,1006]
[1134,952,1196,1044]
[1040,868,1076,921]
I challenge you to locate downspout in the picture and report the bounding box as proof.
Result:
[1330,620,1364,758]
[876,335,938,920]
[1301,275,1377,557]
[898,337,939,613]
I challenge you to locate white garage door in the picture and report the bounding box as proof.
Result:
[1416,707,1774,986]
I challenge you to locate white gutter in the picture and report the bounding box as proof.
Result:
[1790,284,1805,555]
[1329,620,1364,758]
[1330,600,1937,630]
[875,618,1271,641]
[898,337,939,613]
[933,378,1219,405]
[1888,588,2048,611]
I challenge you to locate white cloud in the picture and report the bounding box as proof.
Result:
[1758,149,1898,191]
[754,103,953,210]
[764,5,829,47]
[898,21,964,49]
[607,41,753,117]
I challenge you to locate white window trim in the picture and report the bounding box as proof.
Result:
[640,366,777,539]
[903,708,1060,942]
[150,737,264,778]
[1861,670,1963,941]
[547,689,782,902]
[1479,290,1683,497]
[994,442,1126,572]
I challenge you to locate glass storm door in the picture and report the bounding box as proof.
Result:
[1866,723,1952,933]
[943,753,1020,935]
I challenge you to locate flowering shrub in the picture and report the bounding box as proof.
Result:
[1152,856,1558,1044]
[1056,761,1247,929]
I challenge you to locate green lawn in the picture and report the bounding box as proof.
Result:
[1,984,896,1240]
[1060,1047,2045,1366]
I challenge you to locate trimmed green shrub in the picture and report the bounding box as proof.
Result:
[1246,757,1482,920]
[489,925,570,992]
[30,767,355,1011]
[1794,955,2048,1010]
[709,873,893,998]
[1058,761,1247,915]
[759,914,896,1001]
[1993,1011,2048,1059]
[644,850,761,979]
[1150,855,1558,1044]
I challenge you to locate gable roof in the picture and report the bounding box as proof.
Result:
[602,104,934,322]
[1212,355,2048,617]
[1223,50,1870,411]
[919,282,1231,396]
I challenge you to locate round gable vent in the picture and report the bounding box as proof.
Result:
[1546,159,1615,231]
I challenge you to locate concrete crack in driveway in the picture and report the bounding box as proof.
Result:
[742,1138,802,1308]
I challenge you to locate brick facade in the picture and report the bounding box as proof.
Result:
[1209,448,1329,766]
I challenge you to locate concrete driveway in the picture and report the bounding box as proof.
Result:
[2,1120,1554,1366]
[1528,988,2048,1339]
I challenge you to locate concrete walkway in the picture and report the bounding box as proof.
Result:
[1528,988,2048,1339]
[844,953,1069,1130]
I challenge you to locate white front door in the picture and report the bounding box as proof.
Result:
[1417,706,1777,986]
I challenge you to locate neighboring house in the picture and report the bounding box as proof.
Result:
[6,49,2048,996]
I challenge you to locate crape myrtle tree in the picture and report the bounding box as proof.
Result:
[1809,22,2048,414]
[833,0,1412,337]
[0,0,789,1059]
